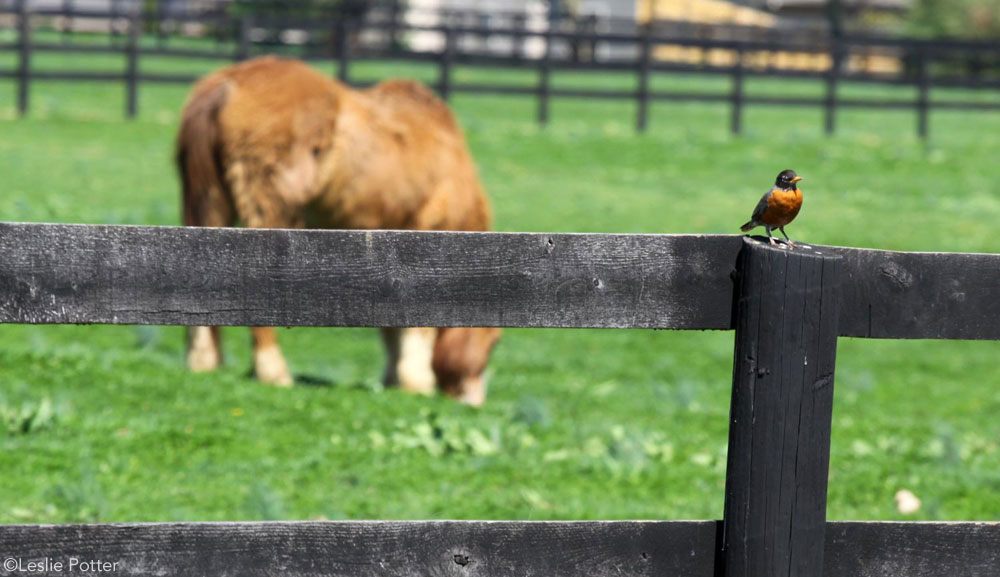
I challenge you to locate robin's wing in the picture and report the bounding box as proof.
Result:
[750,189,774,222]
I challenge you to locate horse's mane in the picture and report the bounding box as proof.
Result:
[365,79,460,133]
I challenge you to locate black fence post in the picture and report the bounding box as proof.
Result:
[636,22,652,132]
[388,0,401,53]
[109,0,120,47]
[439,26,455,101]
[125,7,140,119]
[236,15,252,61]
[61,0,72,44]
[723,237,841,577]
[825,39,842,135]
[917,48,930,139]
[587,14,598,62]
[337,15,351,83]
[730,46,744,134]
[156,0,167,50]
[537,24,553,126]
[512,14,525,62]
[17,0,30,118]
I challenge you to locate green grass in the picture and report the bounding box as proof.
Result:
[1,50,999,523]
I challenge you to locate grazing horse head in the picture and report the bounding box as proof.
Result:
[433,327,503,407]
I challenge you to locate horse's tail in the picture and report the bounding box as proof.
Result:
[177,77,231,227]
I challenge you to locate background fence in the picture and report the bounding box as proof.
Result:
[2,0,1000,136]
[0,222,998,576]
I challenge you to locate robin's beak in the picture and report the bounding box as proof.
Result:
[791,176,803,183]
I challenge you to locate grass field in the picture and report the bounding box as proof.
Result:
[1,45,999,523]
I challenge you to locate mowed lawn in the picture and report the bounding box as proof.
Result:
[1,51,999,523]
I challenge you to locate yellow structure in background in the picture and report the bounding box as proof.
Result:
[636,0,901,74]
[637,0,776,27]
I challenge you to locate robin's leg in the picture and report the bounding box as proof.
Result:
[766,226,778,246]
[779,226,796,247]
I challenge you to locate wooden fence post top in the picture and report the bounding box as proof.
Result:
[725,235,842,577]
[739,235,844,260]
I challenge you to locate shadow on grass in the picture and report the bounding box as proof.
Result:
[294,374,337,388]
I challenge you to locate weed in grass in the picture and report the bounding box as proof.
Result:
[243,481,286,521]
[1,396,57,436]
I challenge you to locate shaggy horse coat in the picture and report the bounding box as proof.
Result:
[177,56,500,405]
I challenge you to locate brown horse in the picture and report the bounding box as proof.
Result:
[176,56,500,405]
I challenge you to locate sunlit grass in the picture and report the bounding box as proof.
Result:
[0,51,998,523]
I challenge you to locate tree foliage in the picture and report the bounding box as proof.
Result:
[907,0,1000,38]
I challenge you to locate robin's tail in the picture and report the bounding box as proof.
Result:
[740,221,755,232]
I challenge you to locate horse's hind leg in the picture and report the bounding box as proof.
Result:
[380,327,437,395]
[252,327,293,387]
[188,326,222,373]
[183,179,233,375]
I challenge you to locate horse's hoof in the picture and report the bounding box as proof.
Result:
[188,327,220,372]
[254,347,294,387]
[397,360,436,396]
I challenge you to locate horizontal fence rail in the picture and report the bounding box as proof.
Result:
[2,4,1000,135]
[1,521,999,577]
[0,223,997,339]
[0,221,998,577]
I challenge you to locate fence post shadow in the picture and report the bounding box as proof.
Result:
[236,15,253,62]
[636,21,652,132]
[537,21,553,126]
[825,39,843,135]
[917,48,930,139]
[336,14,351,83]
[126,7,140,119]
[729,47,744,135]
[723,237,842,577]
[17,0,31,117]
[438,25,454,101]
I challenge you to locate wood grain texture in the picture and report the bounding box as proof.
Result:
[828,244,1000,340]
[0,521,719,577]
[2,521,999,577]
[0,223,997,339]
[723,237,842,577]
[0,223,741,330]
[825,521,1000,577]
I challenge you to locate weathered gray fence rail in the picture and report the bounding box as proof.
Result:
[2,521,1000,577]
[0,221,998,577]
[0,223,997,338]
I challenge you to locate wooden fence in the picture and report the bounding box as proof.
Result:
[0,221,998,577]
[2,3,1000,137]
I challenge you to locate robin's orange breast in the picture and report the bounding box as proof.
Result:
[760,188,802,227]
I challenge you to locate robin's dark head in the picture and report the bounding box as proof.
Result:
[775,169,803,190]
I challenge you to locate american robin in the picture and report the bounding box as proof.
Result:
[740,169,803,247]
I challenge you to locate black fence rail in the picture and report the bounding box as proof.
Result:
[2,2,1000,136]
[0,222,998,577]
[3,521,1000,577]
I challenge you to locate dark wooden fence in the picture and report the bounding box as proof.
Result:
[0,221,998,577]
[2,2,1000,137]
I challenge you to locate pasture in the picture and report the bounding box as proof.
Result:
[1,55,999,524]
